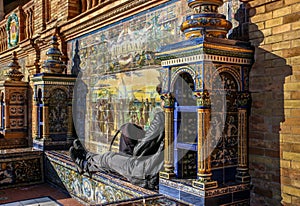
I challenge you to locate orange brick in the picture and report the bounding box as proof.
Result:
[285,99,300,108]
[292,196,300,204]
[251,12,273,23]
[291,160,300,169]
[261,28,272,36]
[283,13,300,24]
[256,5,266,14]
[284,30,300,40]
[266,0,284,12]
[283,151,300,161]
[281,160,291,168]
[282,47,300,58]
[291,3,300,13]
[272,41,291,51]
[265,34,283,44]
[291,91,300,99]
[285,0,300,5]
[283,185,300,196]
[291,56,300,65]
[292,39,300,47]
[282,193,292,204]
[273,6,292,18]
[292,21,300,30]
[266,17,284,28]
[272,24,291,34]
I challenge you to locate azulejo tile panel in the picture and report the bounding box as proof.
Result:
[45,151,157,205]
[67,0,244,154]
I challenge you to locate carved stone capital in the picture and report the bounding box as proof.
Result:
[161,93,175,108]
[237,91,251,108]
[193,90,211,108]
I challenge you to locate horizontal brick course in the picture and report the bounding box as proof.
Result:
[273,6,292,18]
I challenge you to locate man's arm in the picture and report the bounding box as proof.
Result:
[132,111,165,157]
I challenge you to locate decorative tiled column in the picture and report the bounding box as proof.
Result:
[155,0,254,204]
[192,90,218,190]
[0,52,29,148]
[67,104,73,140]
[32,34,76,150]
[160,93,175,179]
[236,91,251,183]
[42,99,50,140]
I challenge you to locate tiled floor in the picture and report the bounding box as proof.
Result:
[0,183,84,206]
[2,196,62,206]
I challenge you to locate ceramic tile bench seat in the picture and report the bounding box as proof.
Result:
[44,150,159,205]
[0,148,43,189]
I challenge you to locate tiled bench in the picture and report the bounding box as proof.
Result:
[0,148,43,189]
[44,151,160,205]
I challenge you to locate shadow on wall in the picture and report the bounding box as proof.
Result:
[230,2,292,205]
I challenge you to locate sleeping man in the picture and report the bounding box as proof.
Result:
[69,85,165,190]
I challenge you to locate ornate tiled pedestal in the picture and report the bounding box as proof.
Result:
[32,73,76,150]
[32,35,76,150]
[157,0,253,205]
[0,52,29,149]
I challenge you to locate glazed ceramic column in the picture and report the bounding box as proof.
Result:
[42,99,50,140]
[4,98,10,130]
[236,92,251,183]
[193,90,218,190]
[33,100,40,139]
[160,93,175,179]
[67,103,73,140]
[0,96,3,129]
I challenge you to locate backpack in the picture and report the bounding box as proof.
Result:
[109,123,145,155]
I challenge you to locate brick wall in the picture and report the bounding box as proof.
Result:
[33,0,44,34]
[248,0,300,205]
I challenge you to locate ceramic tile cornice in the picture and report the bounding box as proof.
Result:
[61,0,169,41]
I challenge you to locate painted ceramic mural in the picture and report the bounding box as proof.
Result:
[68,0,243,154]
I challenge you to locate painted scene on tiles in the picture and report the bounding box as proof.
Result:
[68,0,244,154]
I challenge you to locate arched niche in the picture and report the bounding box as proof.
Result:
[171,71,198,178]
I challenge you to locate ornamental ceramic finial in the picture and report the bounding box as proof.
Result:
[42,33,66,74]
[5,51,24,81]
[181,0,232,39]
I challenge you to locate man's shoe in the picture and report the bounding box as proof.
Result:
[69,146,85,174]
[73,139,87,156]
